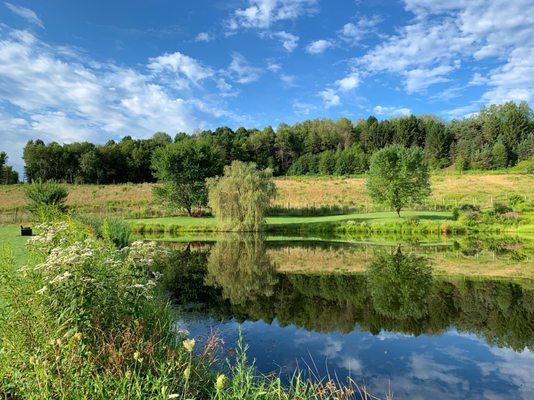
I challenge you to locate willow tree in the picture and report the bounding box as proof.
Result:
[207,161,276,232]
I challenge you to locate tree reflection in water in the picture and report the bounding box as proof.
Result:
[159,236,534,351]
[204,234,278,305]
[366,247,433,320]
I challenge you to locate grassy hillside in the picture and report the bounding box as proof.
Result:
[0,172,532,222]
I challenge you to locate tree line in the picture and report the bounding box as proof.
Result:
[17,101,534,183]
[0,152,19,184]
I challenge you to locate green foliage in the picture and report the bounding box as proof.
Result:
[152,138,223,215]
[318,150,337,175]
[366,249,433,320]
[18,102,534,183]
[25,179,68,220]
[492,142,508,168]
[366,145,431,216]
[335,145,368,174]
[75,215,131,248]
[208,161,276,231]
[0,151,19,184]
[0,222,214,399]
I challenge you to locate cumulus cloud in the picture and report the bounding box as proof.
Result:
[227,0,317,30]
[305,39,333,54]
[271,30,299,52]
[336,73,360,91]
[0,27,236,171]
[357,0,534,102]
[318,88,340,108]
[338,16,381,43]
[4,2,44,28]
[148,51,214,85]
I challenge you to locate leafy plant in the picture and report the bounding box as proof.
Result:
[25,179,68,221]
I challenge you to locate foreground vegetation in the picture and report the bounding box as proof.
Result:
[0,220,385,399]
[1,172,532,223]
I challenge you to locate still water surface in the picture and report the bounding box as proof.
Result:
[151,235,534,399]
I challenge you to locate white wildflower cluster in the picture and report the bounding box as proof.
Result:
[27,222,75,253]
[34,239,99,272]
[125,240,169,268]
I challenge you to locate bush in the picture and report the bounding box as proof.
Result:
[75,215,131,248]
[318,150,337,175]
[25,179,68,220]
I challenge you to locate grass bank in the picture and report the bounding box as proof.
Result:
[1,172,532,222]
[129,211,455,234]
[128,209,534,235]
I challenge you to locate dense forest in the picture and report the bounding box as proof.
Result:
[18,101,534,183]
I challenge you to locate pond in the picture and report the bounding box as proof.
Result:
[147,234,534,399]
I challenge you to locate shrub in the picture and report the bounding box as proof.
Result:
[25,179,68,220]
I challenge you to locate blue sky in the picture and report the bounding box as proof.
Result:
[0,0,533,170]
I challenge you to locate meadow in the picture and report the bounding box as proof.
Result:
[1,172,532,223]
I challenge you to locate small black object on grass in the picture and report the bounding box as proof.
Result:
[20,226,32,236]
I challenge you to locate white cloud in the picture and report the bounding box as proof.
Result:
[292,100,316,115]
[0,27,234,171]
[271,31,299,52]
[228,0,317,30]
[318,88,340,108]
[148,51,213,84]
[335,73,360,91]
[267,61,282,72]
[469,72,488,86]
[357,0,534,102]
[373,105,411,117]
[4,2,44,28]
[338,16,381,43]
[280,73,296,86]
[305,39,333,54]
[404,63,456,93]
[195,32,213,42]
[227,53,262,84]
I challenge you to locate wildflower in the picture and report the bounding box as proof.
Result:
[183,365,191,379]
[168,395,180,399]
[216,374,226,392]
[182,338,195,352]
[36,286,47,294]
[133,351,143,362]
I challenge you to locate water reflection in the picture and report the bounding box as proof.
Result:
[366,247,432,320]
[156,235,534,399]
[205,234,278,305]
[161,237,534,351]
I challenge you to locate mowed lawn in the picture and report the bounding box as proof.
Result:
[0,225,28,268]
[129,210,453,228]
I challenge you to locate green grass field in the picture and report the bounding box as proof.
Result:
[0,225,28,268]
[129,210,452,229]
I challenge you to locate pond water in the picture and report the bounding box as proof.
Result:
[149,235,534,399]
